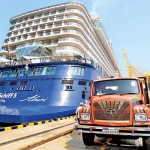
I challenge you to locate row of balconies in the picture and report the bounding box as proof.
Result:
[10,8,102,50]
[11,9,64,25]
[9,12,110,60]
[10,5,100,46]
[6,21,90,43]
[9,14,85,33]
[5,24,111,70]
[8,17,103,56]
[16,40,59,50]
[8,23,63,37]
[5,30,90,50]
[11,9,84,26]
[5,28,96,56]
[10,5,112,57]
[8,15,113,73]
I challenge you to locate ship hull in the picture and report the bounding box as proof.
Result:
[0,61,102,123]
[0,106,76,123]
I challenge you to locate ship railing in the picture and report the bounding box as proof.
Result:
[2,55,97,68]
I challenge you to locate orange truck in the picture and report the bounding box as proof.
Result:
[74,77,150,149]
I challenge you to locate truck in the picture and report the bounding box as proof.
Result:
[74,77,150,149]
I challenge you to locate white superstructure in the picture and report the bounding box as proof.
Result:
[1,2,121,77]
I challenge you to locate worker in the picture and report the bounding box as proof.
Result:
[75,102,84,122]
[85,100,90,106]
[83,99,91,113]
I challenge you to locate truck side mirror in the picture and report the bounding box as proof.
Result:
[82,90,85,99]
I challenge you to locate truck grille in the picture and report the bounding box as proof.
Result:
[93,101,130,122]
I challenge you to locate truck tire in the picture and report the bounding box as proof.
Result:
[82,133,95,146]
[143,137,150,150]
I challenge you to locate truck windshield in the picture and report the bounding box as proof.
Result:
[93,79,139,96]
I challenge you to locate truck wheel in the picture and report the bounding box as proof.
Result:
[82,133,95,146]
[143,137,150,150]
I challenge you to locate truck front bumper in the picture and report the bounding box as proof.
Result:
[74,124,150,137]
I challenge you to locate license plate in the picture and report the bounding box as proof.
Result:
[102,129,119,134]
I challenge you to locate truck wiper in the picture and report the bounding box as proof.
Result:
[119,92,137,95]
[98,93,116,96]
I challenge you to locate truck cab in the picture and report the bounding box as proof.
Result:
[75,77,150,149]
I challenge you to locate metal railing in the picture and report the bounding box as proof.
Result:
[2,55,96,68]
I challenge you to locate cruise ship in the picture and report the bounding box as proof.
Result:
[0,2,121,123]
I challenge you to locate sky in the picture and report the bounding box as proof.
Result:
[0,0,150,76]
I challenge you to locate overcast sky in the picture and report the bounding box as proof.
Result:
[1,0,150,76]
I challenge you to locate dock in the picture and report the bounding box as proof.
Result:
[0,117,76,150]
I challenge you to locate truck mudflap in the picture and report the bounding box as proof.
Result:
[74,124,150,137]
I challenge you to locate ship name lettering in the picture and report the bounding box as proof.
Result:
[0,99,5,102]
[0,93,17,98]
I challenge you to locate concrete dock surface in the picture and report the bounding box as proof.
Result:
[0,117,76,150]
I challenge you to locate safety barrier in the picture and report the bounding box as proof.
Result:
[0,115,76,132]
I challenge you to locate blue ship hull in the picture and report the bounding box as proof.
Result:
[0,61,102,123]
[0,106,76,123]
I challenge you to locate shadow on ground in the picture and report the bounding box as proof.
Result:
[65,131,143,150]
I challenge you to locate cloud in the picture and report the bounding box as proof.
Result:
[90,0,109,17]
[90,0,121,17]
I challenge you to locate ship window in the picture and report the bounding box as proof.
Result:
[65,85,73,90]
[55,23,62,27]
[30,67,44,76]
[29,66,56,76]
[44,66,56,75]
[10,81,17,86]
[20,81,28,85]
[51,11,56,14]
[0,70,11,78]
[73,67,78,75]
[62,80,74,84]
[0,82,6,86]
[81,68,85,76]
[68,66,85,76]
[43,12,49,16]
[58,9,65,13]
[8,70,17,77]
[42,19,47,22]
[17,68,26,76]
[53,30,60,34]
[78,81,86,85]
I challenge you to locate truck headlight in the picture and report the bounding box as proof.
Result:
[81,113,90,120]
[135,113,147,121]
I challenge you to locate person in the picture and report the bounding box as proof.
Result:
[85,100,90,106]
[75,102,84,122]
[83,99,91,113]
